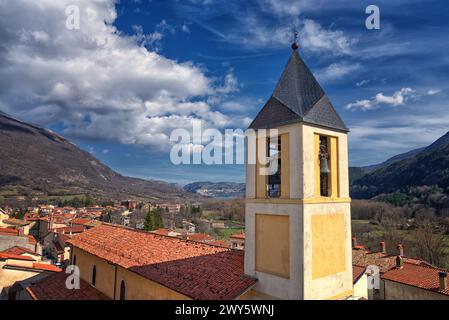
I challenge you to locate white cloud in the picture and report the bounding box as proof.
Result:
[259,0,305,16]
[317,62,361,81]
[427,89,441,96]
[216,70,239,94]
[356,79,370,87]
[300,19,354,55]
[346,88,415,111]
[211,14,354,55]
[0,0,247,150]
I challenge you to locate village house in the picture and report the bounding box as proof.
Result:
[229,233,245,250]
[0,246,60,299]
[352,240,449,300]
[0,227,40,254]
[1,219,30,236]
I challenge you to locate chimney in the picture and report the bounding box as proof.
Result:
[439,272,448,290]
[397,244,404,257]
[395,256,403,268]
[380,241,386,254]
[352,237,357,248]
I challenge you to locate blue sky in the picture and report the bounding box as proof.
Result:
[1,0,448,185]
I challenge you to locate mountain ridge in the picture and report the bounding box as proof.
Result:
[0,112,198,202]
[351,131,449,199]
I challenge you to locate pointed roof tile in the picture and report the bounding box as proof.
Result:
[249,50,348,132]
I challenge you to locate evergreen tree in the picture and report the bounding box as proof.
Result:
[144,210,154,231]
[154,208,164,229]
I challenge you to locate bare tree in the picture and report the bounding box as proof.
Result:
[414,222,447,267]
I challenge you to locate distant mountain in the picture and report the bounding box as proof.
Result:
[360,132,449,173]
[351,131,449,199]
[184,181,245,199]
[0,112,198,202]
[361,147,426,173]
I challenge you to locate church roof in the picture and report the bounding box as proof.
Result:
[67,223,257,300]
[249,49,348,132]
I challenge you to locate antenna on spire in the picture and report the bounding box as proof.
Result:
[291,25,299,50]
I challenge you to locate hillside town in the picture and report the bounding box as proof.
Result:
[1,201,449,300]
[1,41,449,301]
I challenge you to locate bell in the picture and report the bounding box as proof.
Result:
[320,158,330,173]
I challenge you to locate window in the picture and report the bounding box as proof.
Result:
[267,136,281,198]
[91,265,96,286]
[72,255,76,266]
[319,136,331,197]
[120,280,126,300]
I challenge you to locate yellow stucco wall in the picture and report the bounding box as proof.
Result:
[72,247,116,298]
[255,214,290,278]
[311,213,346,280]
[71,246,190,300]
[115,266,189,300]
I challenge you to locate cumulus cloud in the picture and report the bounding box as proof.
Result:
[0,0,246,150]
[346,88,415,111]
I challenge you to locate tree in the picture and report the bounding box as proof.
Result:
[144,210,154,231]
[413,221,447,267]
[153,207,164,229]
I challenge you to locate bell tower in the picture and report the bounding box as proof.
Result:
[244,42,353,300]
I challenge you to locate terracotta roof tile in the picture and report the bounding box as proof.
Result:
[352,265,366,284]
[32,263,62,272]
[2,218,30,226]
[1,246,39,256]
[27,272,110,300]
[230,233,245,240]
[54,225,86,234]
[352,249,428,273]
[0,252,36,261]
[70,218,92,226]
[382,262,449,296]
[68,224,256,300]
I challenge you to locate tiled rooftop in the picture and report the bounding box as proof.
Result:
[352,249,426,273]
[352,265,366,284]
[230,233,245,240]
[1,246,40,256]
[382,262,449,296]
[68,224,257,300]
[0,252,36,261]
[2,218,30,226]
[27,272,110,300]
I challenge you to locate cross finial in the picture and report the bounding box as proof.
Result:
[291,25,299,50]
